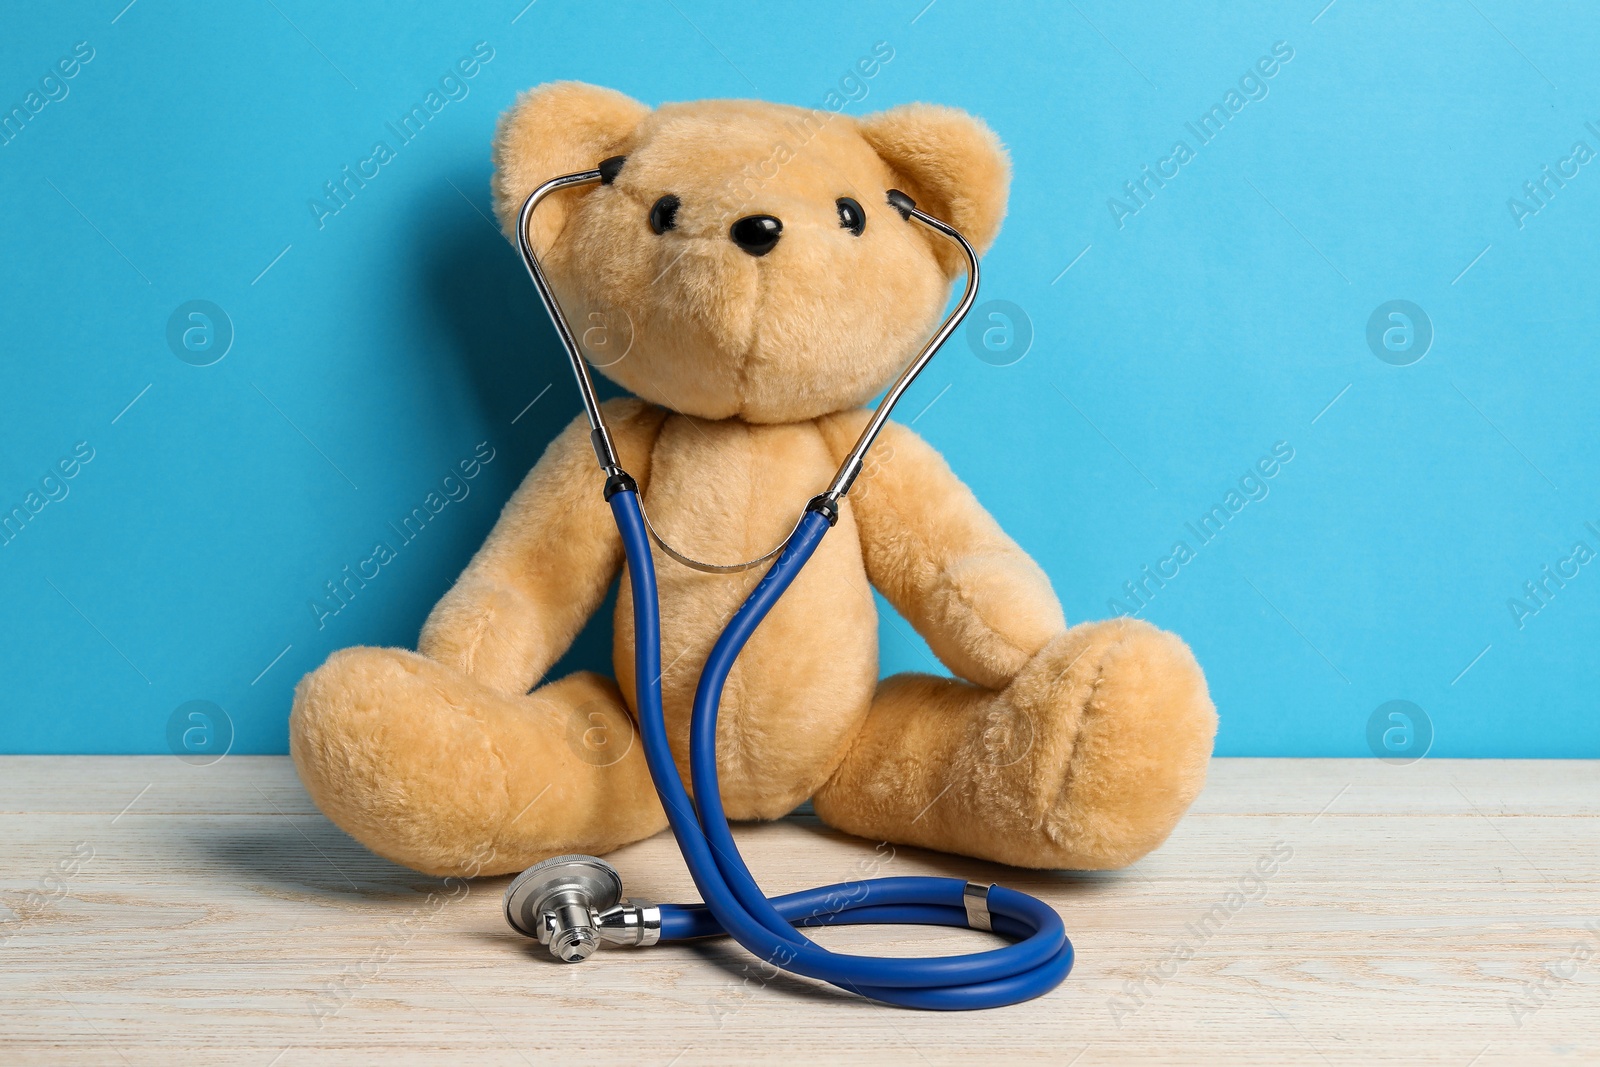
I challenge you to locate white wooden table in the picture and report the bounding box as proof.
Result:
[1,757,1595,1065]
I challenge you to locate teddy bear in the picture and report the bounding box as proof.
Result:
[289,81,1217,879]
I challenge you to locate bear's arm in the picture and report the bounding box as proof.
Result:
[818,411,1066,690]
[418,398,667,698]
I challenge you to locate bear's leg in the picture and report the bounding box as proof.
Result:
[812,618,1216,869]
[290,647,666,877]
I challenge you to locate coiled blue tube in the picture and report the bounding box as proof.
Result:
[609,487,1072,1009]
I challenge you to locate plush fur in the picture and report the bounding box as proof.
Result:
[290,83,1217,878]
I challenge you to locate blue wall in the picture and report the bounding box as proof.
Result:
[3,1,1596,758]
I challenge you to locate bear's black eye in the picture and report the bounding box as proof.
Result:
[836,197,865,236]
[649,195,680,234]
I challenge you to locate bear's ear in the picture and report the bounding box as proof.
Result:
[491,81,650,251]
[857,104,1010,265]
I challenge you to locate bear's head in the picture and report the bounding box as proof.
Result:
[491,82,1009,423]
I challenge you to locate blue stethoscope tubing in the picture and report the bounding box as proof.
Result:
[609,491,1074,1008]
[515,165,1073,1008]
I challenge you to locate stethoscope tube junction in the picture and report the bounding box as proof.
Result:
[502,164,1074,1009]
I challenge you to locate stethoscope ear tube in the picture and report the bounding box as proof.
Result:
[515,169,621,474]
[514,174,982,571]
[819,189,982,505]
[606,483,1072,1008]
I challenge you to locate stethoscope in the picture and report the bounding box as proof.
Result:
[500,160,1073,1009]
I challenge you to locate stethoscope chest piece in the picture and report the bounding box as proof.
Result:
[504,854,659,962]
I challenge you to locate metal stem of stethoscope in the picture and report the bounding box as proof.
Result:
[515,169,627,477]
[514,167,981,573]
[820,189,981,502]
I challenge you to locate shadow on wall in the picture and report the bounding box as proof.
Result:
[404,169,621,687]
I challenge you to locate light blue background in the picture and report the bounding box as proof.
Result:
[3,0,1596,758]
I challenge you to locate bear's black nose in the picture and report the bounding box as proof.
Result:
[729,214,782,256]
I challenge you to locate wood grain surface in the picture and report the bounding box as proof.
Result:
[1,757,1596,1065]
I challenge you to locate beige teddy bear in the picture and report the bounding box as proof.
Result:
[289,82,1217,879]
